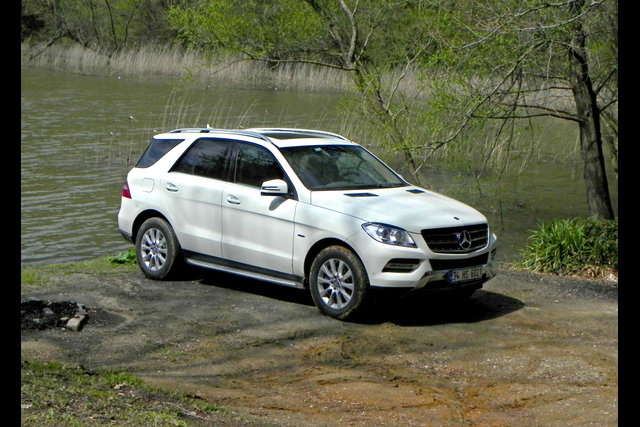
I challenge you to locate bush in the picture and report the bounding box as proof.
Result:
[110,248,137,265]
[517,217,618,277]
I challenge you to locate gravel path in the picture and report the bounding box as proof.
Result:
[21,267,618,426]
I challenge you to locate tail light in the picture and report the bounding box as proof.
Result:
[122,180,132,199]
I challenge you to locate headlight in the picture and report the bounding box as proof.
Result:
[362,223,417,247]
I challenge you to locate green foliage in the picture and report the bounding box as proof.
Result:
[517,218,618,276]
[110,248,138,265]
[22,0,172,49]
[166,0,444,73]
[167,0,324,60]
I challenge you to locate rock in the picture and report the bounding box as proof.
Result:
[21,300,89,331]
[65,315,88,332]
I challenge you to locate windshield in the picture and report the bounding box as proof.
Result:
[280,145,407,191]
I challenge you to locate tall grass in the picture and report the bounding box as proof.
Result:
[516,218,618,278]
[21,42,353,92]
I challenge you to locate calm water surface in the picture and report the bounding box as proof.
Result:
[21,67,617,265]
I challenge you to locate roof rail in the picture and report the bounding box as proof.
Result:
[165,127,352,145]
[245,128,351,141]
[167,127,273,143]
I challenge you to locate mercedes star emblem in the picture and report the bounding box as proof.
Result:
[456,230,472,250]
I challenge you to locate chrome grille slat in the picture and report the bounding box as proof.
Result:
[421,224,489,254]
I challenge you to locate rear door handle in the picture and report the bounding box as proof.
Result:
[165,183,178,192]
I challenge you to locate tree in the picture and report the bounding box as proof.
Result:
[423,0,617,219]
[167,0,439,184]
[167,0,617,219]
[21,0,148,55]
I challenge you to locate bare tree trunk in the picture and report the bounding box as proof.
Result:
[569,0,614,220]
[572,83,614,220]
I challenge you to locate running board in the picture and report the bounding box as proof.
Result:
[185,256,305,289]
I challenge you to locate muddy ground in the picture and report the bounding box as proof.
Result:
[21,267,617,426]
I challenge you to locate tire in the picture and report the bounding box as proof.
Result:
[309,246,370,320]
[135,217,182,280]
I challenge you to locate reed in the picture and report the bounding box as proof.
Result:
[21,42,355,92]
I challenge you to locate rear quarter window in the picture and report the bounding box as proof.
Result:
[136,138,185,168]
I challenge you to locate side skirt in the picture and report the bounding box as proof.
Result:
[183,251,305,289]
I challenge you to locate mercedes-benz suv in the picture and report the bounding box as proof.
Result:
[118,127,498,320]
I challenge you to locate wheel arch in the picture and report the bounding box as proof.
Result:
[132,209,171,242]
[303,238,363,288]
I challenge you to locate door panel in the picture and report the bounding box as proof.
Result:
[158,138,233,257]
[221,142,296,274]
[221,183,296,274]
[160,173,225,257]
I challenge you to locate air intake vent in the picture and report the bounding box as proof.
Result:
[382,258,421,273]
[344,193,378,197]
[429,254,488,270]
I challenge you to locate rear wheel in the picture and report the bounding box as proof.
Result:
[135,218,181,280]
[309,246,369,320]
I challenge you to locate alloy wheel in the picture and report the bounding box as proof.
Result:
[316,258,355,309]
[140,227,168,272]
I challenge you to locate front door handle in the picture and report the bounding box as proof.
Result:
[226,195,241,205]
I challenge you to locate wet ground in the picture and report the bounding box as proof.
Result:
[21,267,617,426]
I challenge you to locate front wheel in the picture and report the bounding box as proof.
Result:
[135,217,181,280]
[309,246,370,320]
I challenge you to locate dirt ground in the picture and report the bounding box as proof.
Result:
[21,267,618,427]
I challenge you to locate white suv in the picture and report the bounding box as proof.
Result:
[118,128,498,320]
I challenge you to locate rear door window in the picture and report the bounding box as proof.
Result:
[171,138,234,181]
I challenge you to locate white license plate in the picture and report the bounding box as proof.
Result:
[448,267,483,283]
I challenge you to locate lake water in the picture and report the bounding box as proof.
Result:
[21,67,617,265]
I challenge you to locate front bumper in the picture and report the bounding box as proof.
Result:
[349,228,499,290]
[412,262,497,291]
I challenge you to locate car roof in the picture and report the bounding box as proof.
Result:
[162,127,357,148]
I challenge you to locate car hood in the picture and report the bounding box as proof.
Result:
[309,186,487,232]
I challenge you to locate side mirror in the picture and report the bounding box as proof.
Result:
[261,179,289,196]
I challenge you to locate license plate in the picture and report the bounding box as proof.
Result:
[448,267,483,283]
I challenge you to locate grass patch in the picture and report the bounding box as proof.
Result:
[21,251,139,288]
[21,360,227,426]
[515,217,618,280]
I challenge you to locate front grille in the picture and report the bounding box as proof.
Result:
[429,253,488,271]
[421,223,489,254]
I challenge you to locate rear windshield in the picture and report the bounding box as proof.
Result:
[136,138,185,168]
